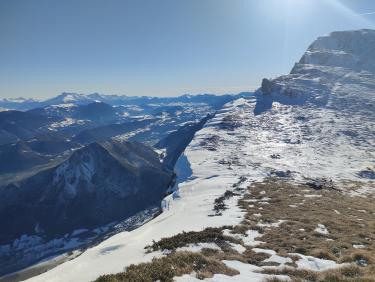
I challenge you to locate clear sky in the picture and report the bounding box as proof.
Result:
[1,0,375,99]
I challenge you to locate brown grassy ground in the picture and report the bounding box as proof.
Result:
[240,179,375,281]
[239,179,375,263]
[262,264,375,282]
[95,179,375,282]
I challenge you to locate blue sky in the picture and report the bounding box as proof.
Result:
[1,0,375,99]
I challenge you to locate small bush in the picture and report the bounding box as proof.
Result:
[311,248,337,261]
[145,227,239,252]
[339,265,363,277]
[263,277,289,282]
[213,190,239,214]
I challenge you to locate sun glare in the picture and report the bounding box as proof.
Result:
[260,0,315,23]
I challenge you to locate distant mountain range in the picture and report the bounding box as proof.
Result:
[0,92,249,111]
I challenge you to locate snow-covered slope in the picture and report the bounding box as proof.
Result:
[25,29,375,281]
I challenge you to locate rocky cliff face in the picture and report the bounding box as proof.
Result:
[299,29,375,72]
[257,29,375,114]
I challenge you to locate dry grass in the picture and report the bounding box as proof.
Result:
[263,278,290,282]
[200,246,272,266]
[237,180,375,281]
[261,264,375,281]
[94,251,239,282]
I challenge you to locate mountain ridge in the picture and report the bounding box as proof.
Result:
[0,92,250,111]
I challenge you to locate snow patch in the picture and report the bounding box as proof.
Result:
[176,243,221,253]
[314,224,329,235]
[291,253,344,271]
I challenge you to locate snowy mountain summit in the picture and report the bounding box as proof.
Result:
[300,29,375,72]
[259,29,375,111]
